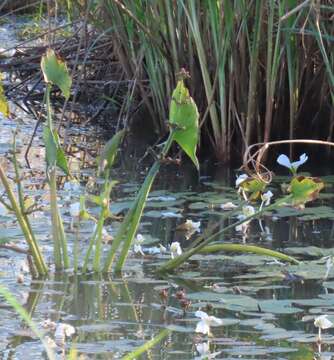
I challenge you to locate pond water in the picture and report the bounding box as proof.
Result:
[1,103,334,360]
[2,16,334,360]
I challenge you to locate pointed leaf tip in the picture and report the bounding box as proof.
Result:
[41,49,72,99]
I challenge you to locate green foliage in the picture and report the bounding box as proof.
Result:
[98,129,125,175]
[41,49,72,99]
[239,177,267,201]
[103,80,199,272]
[288,176,324,207]
[169,80,199,170]
[43,127,69,175]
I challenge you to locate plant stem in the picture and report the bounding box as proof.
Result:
[157,195,295,273]
[200,244,299,264]
[103,131,175,273]
[0,164,47,276]
[45,84,69,270]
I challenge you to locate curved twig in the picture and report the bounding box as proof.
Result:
[242,139,334,183]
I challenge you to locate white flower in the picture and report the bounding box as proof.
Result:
[235,174,248,187]
[261,191,273,206]
[185,219,201,231]
[159,244,167,253]
[170,242,182,259]
[277,153,308,173]
[242,205,255,217]
[69,202,80,218]
[235,206,255,233]
[195,310,223,336]
[196,342,209,356]
[220,202,238,211]
[314,315,334,340]
[324,256,333,280]
[133,234,145,256]
[55,323,75,346]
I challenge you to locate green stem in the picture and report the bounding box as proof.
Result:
[200,244,299,264]
[93,212,105,272]
[82,221,99,273]
[49,168,62,269]
[157,195,294,273]
[0,164,47,276]
[122,328,171,360]
[45,84,69,270]
[103,131,175,273]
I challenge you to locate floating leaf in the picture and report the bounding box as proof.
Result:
[288,176,324,207]
[41,49,72,99]
[169,80,199,169]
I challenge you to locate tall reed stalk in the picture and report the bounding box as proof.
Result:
[96,0,334,162]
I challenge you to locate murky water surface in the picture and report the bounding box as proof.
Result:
[2,17,334,360]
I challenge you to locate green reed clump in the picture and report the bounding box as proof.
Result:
[97,0,334,162]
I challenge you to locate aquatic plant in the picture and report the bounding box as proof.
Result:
[102,73,200,273]
[314,315,334,341]
[41,48,72,270]
[157,162,326,273]
[195,310,223,336]
[277,153,308,175]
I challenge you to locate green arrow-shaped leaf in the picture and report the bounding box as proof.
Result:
[41,49,72,99]
[169,80,199,170]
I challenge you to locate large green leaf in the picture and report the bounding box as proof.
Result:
[43,126,57,167]
[99,129,125,175]
[288,176,324,207]
[41,49,72,99]
[169,80,199,169]
[43,127,69,175]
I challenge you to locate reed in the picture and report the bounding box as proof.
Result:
[97,0,334,162]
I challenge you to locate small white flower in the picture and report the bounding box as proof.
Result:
[261,191,273,206]
[170,242,182,259]
[314,315,334,340]
[55,323,75,346]
[133,234,145,256]
[69,202,80,218]
[235,206,255,234]
[159,244,167,253]
[277,153,308,173]
[220,202,238,211]
[196,342,209,356]
[195,310,223,336]
[185,219,201,231]
[242,205,255,217]
[324,256,333,280]
[235,174,248,187]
